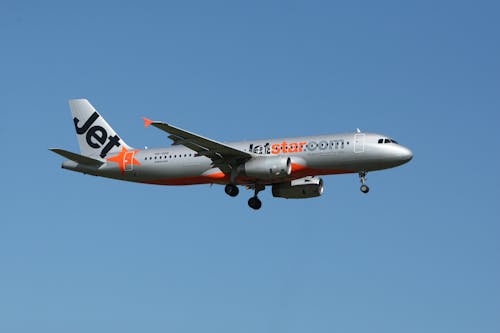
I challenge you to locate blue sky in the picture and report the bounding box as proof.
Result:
[1,1,499,332]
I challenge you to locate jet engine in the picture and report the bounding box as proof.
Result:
[242,156,292,180]
[272,176,324,199]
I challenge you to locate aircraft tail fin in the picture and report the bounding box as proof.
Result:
[49,148,104,166]
[69,99,132,160]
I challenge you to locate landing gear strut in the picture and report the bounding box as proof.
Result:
[359,171,370,193]
[248,185,265,210]
[225,184,239,197]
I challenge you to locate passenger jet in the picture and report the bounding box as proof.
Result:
[50,99,413,210]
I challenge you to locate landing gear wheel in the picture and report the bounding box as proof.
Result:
[358,171,370,194]
[225,184,239,197]
[248,196,262,210]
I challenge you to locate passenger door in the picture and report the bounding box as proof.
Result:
[354,133,365,153]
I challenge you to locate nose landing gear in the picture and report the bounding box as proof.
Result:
[359,171,370,193]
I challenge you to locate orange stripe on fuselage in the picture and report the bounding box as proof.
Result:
[141,164,355,186]
[143,172,229,186]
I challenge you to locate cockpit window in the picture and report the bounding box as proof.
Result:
[379,138,399,144]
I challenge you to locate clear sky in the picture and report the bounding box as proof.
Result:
[1,1,499,332]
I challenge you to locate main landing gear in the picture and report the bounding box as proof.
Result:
[248,196,262,210]
[224,184,239,197]
[225,183,264,210]
[248,185,265,210]
[359,171,370,193]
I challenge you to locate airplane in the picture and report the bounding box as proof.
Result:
[50,99,413,210]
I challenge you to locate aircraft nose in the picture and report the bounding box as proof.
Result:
[398,146,413,163]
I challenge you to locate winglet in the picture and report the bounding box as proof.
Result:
[143,117,154,128]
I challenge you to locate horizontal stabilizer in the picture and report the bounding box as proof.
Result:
[49,148,104,166]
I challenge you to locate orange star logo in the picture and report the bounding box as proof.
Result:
[106,147,141,174]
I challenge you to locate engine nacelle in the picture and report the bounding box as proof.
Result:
[242,156,291,180]
[272,176,324,199]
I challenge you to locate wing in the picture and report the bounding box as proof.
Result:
[143,117,252,172]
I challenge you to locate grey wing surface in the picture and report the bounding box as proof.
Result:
[144,118,252,172]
